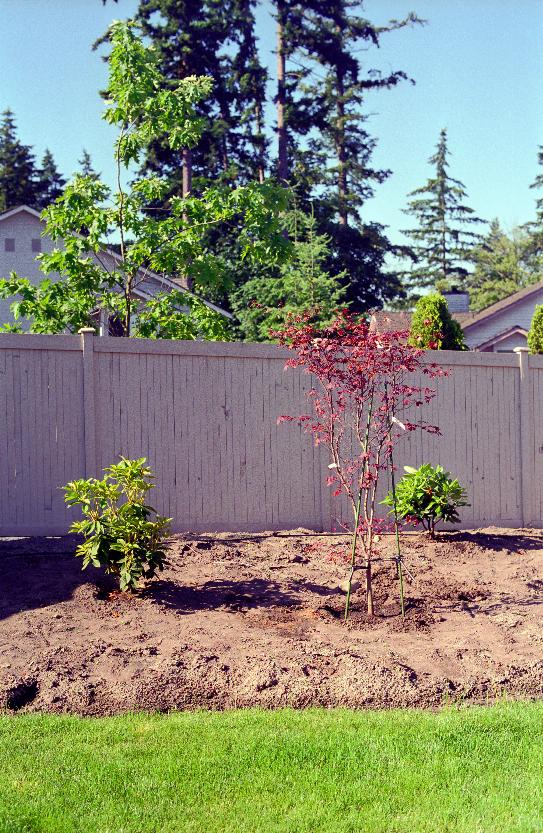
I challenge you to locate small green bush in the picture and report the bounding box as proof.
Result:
[527,304,543,354]
[382,463,468,538]
[408,294,467,350]
[63,457,171,591]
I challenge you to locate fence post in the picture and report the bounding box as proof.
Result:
[514,347,533,527]
[79,327,97,479]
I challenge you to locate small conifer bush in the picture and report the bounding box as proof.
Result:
[527,305,543,354]
[408,293,466,351]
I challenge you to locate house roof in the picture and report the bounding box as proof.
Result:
[460,279,543,332]
[0,205,42,222]
[0,205,232,319]
[370,309,470,334]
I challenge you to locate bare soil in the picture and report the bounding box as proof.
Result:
[1,529,542,715]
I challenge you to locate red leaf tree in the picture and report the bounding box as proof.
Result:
[276,311,445,619]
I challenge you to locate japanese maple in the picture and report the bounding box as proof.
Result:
[276,311,444,619]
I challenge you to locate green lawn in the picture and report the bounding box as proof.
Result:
[0,703,542,833]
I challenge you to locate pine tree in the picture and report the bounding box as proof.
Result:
[466,219,536,311]
[0,109,41,211]
[78,149,100,180]
[401,129,485,296]
[36,149,66,209]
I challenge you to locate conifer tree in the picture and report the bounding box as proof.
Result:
[78,149,100,180]
[269,0,421,309]
[401,128,485,296]
[130,0,269,195]
[522,146,543,275]
[528,304,543,354]
[466,219,536,311]
[408,293,466,351]
[0,109,41,211]
[231,211,346,340]
[36,149,66,209]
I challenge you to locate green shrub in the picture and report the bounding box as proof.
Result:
[527,304,543,354]
[408,294,467,350]
[63,457,171,591]
[382,463,468,538]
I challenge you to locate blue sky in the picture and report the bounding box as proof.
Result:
[1,1,542,245]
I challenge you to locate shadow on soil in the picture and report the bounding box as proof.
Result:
[440,530,543,553]
[146,576,336,615]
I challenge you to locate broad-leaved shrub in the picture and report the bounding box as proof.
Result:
[383,463,468,538]
[63,457,171,591]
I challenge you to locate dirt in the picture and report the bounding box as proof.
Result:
[1,529,542,715]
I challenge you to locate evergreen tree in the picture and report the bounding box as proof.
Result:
[36,149,66,209]
[528,304,543,354]
[0,109,41,211]
[401,129,485,296]
[522,146,543,275]
[466,219,537,311]
[231,211,346,340]
[270,0,421,310]
[78,149,100,180]
[130,0,269,195]
[408,293,466,351]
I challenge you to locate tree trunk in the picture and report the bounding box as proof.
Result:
[366,558,374,615]
[336,66,348,226]
[182,147,192,199]
[255,101,265,184]
[276,0,288,184]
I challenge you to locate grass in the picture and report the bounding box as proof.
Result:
[0,702,542,833]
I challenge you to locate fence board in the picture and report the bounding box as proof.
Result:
[0,334,537,535]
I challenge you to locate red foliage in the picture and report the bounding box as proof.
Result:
[275,310,444,508]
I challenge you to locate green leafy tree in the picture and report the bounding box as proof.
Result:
[0,22,289,337]
[231,211,346,341]
[527,304,543,354]
[408,293,466,351]
[0,109,41,211]
[467,219,538,311]
[36,148,66,209]
[401,129,485,296]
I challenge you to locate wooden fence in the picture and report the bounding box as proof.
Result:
[0,331,541,536]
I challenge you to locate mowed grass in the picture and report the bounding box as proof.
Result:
[0,702,542,833]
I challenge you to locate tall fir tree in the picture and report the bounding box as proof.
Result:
[0,109,41,211]
[36,149,66,209]
[269,0,421,309]
[130,0,269,195]
[78,149,100,180]
[522,145,543,275]
[401,128,485,296]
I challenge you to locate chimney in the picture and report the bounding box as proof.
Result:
[441,287,470,313]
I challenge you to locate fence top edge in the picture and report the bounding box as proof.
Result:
[0,333,81,351]
[0,334,524,367]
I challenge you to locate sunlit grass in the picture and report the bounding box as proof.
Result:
[1,702,542,832]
